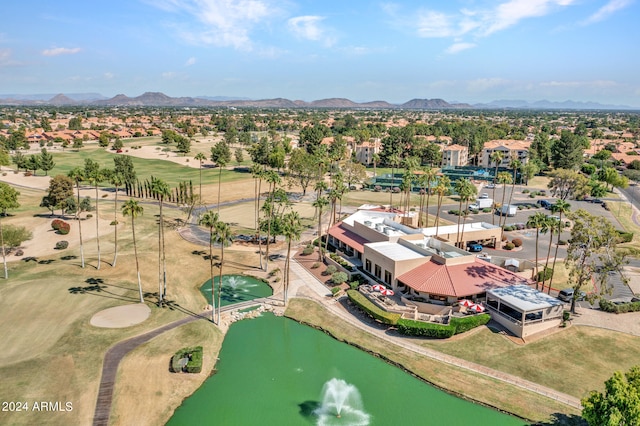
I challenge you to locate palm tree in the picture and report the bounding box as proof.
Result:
[490,150,504,225]
[313,180,328,220]
[540,216,559,293]
[388,153,401,209]
[421,167,438,227]
[212,221,234,325]
[263,170,281,272]
[282,210,303,304]
[151,177,171,305]
[496,171,513,241]
[527,211,547,289]
[434,175,450,237]
[194,152,207,205]
[312,196,329,261]
[109,171,124,267]
[454,179,476,248]
[372,153,380,177]
[68,167,86,268]
[86,166,104,269]
[251,164,265,270]
[547,200,571,292]
[122,199,144,303]
[505,158,522,221]
[199,210,219,322]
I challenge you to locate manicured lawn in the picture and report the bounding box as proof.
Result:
[420,325,640,400]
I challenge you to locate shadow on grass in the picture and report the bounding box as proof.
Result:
[532,413,586,426]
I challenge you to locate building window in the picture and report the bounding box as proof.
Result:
[365,259,371,272]
[374,264,381,279]
[384,270,392,285]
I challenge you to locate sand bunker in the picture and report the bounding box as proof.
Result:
[90,303,151,328]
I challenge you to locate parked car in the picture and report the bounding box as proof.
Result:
[591,198,603,204]
[557,288,586,302]
[485,183,496,189]
[479,193,489,199]
[537,200,552,209]
[467,243,483,252]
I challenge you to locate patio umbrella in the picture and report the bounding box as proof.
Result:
[468,303,485,313]
[460,299,474,307]
[380,288,394,296]
[371,284,385,292]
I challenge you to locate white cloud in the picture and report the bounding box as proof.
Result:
[149,0,280,51]
[288,15,337,47]
[539,80,618,88]
[104,72,114,80]
[42,47,81,56]
[185,57,197,66]
[581,0,633,25]
[483,0,577,35]
[446,42,476,54]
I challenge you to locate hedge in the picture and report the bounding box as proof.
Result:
[396,318,455,338]
[450,314,491,334]
[617,230,634,243]
[598,298,640,313]
[347,290,401,325]
[170,346,203,373]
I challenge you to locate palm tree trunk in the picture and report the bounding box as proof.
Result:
[534,230,540,289]
[456,198,463,247]
[199,162,203,205]
[161,199,167,299]
[424,182,432,228]
[158,201,163,305]
[95,185,101,270]
[217,246,224,325]
[317,208,323,261]
[76,183,85,268]
[1,217,7,279]
[209,227,215,323]
[542,229,554,293]
[132,216,143,303]
[548,214,564,292]
[435,197,443,237]
[112,185,118,267]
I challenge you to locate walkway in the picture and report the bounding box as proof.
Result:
[287,260,583,410]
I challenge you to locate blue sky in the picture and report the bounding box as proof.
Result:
[1,0,639,106]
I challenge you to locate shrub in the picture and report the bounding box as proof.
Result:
[396,318,455,338]
[331,286,341,296]
[616,230,634,243]
[311,262,320,269]
[536,267,553,282]
[504,242,515,250]
[563,311,571,322]
[347,290,401,325]
[482,207,492,213]
[57,222,70,235]
[512,238,523,247]
[374,185,382,192]
[450,314,491,334]
[349,281,360,290]
[522,189,529,194]
[170,346,203,373]
[324,265,337,276]
[529,193,536,198]
[332,271,348,284]
[86,214,93,219]
[599,298,640,313]
[110,220,118,226]
[302,246,315,255]
[55,241,69,250]
[14,249,23,256]
[51,219,64,231]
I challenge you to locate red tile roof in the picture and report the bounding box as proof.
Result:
[327,223,369,253]
[397,258,532,298]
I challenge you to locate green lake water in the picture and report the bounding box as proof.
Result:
[199,274,273,307]
[168,313,526,426]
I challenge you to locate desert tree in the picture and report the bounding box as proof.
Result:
[582,365,640,426]
[0,182,20,278]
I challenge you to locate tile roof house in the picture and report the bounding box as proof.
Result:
[480,140,531,169]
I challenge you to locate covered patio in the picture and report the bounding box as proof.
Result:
[486,285,564,338]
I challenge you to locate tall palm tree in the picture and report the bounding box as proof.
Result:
[68,167,86,268]
[282,210,303,304]
[109,171,124,267]
[454,179,476,248]
[496,171,513,241]
[86,166,104,269]
[122,199,144,303]
[313,180,328,220]
[505,158,522,221]
[312,196,329,261]
[540,216,559,293]
[547,200,571,292]
[421,167,438,228]
[527,211,548,289]
[212,221,234,325]
[434,175,450,237]
[151,177,171,305]
[194,152,207,205]
[372,153,380,177]
[388,153,401,208]
[251,164,265,270]
[199,210,219,322]
[490,150,504,225]
[263,170,281,273]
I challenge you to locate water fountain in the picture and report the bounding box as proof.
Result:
[199,275,271,307]
[314,378,370,426]
[224,275,257,297]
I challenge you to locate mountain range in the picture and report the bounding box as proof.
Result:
[0,92,635,110]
